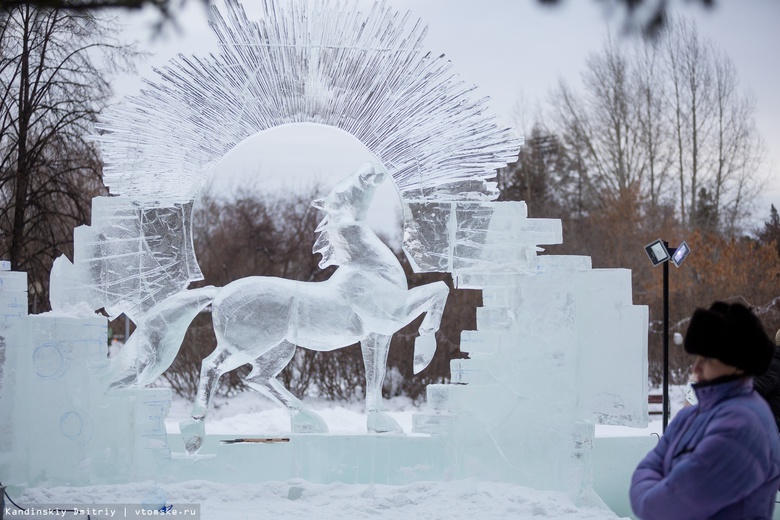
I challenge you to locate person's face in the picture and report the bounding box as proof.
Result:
[692,355,742,383]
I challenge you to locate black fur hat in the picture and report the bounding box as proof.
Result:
[684,302,774,376]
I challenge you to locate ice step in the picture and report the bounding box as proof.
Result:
[460,330,519,355]
[455,273,527,289]
[481,287,519,308]
[425,383,502,413]
[476,307,513,330]
[411,412,457,435]
[0,271,27,293]
[427,384,464,412]
[453,255,593,289]
[450,358,496,385]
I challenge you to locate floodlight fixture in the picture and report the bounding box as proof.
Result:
[642,237,691,433]
[671,241,691,268]
[644,239,670,266]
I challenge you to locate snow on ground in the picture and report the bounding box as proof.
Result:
[164,393,418,435]
[163,385,687,438]
[15,478,622,520]
[9,388,687,520]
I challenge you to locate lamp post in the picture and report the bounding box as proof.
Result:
[644,239,690,432]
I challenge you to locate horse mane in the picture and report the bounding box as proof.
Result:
[313,215,337,269]
[311,162,384,270]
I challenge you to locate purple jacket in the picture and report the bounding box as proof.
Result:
[630,377,780,520]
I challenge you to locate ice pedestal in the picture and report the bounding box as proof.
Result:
[0,270,28,458]
[407,202,648,503]
[576,269,649,425]
[0,309,172,486]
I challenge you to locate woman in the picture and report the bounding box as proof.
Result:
[754,329,780,431]
[630,302,780,520]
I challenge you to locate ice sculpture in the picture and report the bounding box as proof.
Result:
[50,198,203,324]
[172,164,448,453]
[50,0,520,329]
[0,0,651,511]
[93,0,520,204]
[0,270,173,485]
[105,286,217,389]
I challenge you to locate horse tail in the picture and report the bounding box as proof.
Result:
[106,286,219,390]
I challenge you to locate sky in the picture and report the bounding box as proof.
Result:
[115,0,780,230]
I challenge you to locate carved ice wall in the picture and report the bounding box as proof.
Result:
[0,0,648,507]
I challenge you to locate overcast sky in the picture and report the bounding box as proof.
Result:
[117,0,780,228]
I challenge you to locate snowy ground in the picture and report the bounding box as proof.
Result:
[13,478,623,520]
[160,385,688,437]
[7,389,687,520]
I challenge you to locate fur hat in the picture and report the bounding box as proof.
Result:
[684,302,774,376]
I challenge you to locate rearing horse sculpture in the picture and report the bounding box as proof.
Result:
[167,163,449,454]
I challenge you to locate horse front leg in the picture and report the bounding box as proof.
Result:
[361,333,403,434]
[403,281,450,374]
[179,346,242,455]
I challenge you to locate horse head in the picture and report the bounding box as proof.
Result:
[311,162,386,269]
[311,162,384,223]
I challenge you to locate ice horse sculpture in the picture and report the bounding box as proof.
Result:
[0,0,649,512]
[106,163,449,454]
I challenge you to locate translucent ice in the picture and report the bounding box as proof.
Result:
[105,286,217,390]
[413,254,648,500]
[91,164,450,454]
[94,0,520,212]
[5,0,651,505]
[403,201,561,273]
[1,307,173,485]
[50,198,203,323]
[0,270,27,454]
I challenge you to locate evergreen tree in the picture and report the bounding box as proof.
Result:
[758,204,780,256]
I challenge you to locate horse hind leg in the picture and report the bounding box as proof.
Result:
[180,346,245,455]
[244,340,328,434]
[362,333,403,434]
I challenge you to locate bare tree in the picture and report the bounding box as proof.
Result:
[552,36,647,214]
[709,46,765,234]
[632,32,673,218]
[662,18,766,232]
[664,18,712,228]
[0,5,137,310]
[497,123,572,218]
[547,17,765,237]
[509,17,772,383]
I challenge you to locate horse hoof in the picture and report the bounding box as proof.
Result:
[367,411,403,434]
[180,418,205,455]
[413,335,436,374]
[292,410,329,433]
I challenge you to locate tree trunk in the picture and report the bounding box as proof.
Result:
[9,8,31,271]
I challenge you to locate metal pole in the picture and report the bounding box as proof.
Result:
[663,241,670,432]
